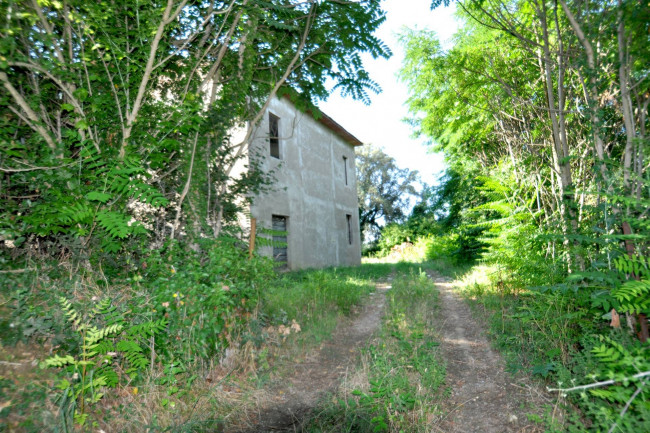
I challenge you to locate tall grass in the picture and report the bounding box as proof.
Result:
[261,264,393,345]
[457,265,588,372]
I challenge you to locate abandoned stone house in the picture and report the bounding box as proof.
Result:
[241,96,363,269]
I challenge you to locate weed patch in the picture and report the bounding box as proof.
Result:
[260,265,392,350]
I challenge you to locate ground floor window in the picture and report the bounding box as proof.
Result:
[346,214,353,245]
[272,215,288,263]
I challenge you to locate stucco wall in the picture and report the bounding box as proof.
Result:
[248,97,362,269]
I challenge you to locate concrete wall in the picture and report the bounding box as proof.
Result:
[248,97,362,269]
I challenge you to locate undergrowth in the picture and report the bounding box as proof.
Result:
[457,264,650,432]
[0,251,392,432]
[236,263,394,389]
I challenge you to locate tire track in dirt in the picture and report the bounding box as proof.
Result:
[427,272,552,433]
[232,279,393,432]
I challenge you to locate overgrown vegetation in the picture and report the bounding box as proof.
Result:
[1,240,273,431]
[260,265,393,361]
[381,0,650,431]
[3,0,649,431]
[0,1,391,430]
[1,250,395,431]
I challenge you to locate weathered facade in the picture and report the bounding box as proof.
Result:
[246,96,362,269]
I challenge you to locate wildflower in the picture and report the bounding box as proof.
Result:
[222,285,230,291]
[132,387,138,395]
[171,266,176,274]
[180,301,184,305]
[173,293,178,298]
[162,302,170,308]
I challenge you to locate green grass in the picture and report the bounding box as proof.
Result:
[260,264,394,346]
[301,267,446,432]
[456,265,588,376]
[454,265,650,433]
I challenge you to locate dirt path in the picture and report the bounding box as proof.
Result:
[233,279,393,432]
[233,271,553,432]
[428,272,552,433]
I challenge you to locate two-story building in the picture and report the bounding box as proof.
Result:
[245,96,362,269]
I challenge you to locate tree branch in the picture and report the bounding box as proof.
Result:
[548,371,650,393]
[121,0,184,159]
[0,72,57,152]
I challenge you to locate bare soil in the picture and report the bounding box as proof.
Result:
[231,280,393,432]
[428,272,556,433]
[232,271,555,433]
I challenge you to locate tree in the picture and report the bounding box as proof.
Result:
[399,1,650,427]
[356,145,420,242]
[0,0,390,263]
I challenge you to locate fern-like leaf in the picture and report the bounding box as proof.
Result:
[116,339,149,370]
[126,318,168,338]
[57,201,95,225]
[614,255,649,278]
[612,279,650,314]
[45,354,76,367]
[59,297,82,328]
[96,210,132,239]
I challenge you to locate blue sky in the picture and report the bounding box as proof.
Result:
[319,0,457,188]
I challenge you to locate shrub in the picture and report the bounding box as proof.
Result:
[376,223,414,256]
[139,238,275,361]
[2,237,275,430]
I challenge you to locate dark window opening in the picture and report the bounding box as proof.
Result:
[346,214,353,245]
[343,156,348,185]
[269,113,280,158]
[272,215,288,262]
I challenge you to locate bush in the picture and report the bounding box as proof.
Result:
[422,233,458,261]
[376,223,414,256]
[137,238,275,361]
[1,237,276,430]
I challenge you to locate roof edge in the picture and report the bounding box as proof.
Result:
[280,94,364,147]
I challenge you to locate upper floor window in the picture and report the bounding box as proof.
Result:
[343,156,348,185]
[269,113,280,158]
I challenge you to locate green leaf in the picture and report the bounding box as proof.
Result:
[85,191,111,203]
[56,379,71,390]
[45,354,75,367]
[73,88,88,101]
